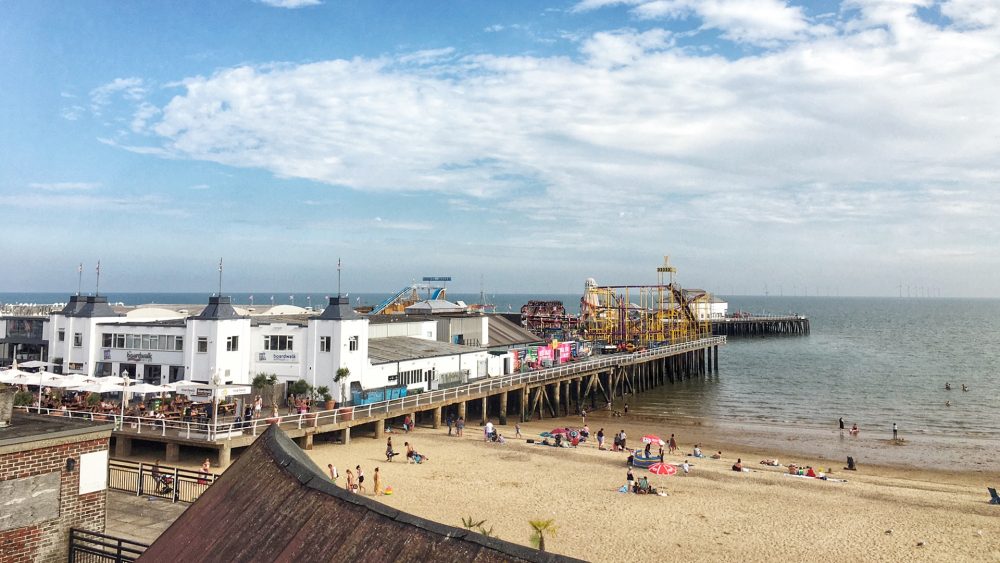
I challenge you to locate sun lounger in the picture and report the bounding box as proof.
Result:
[989,487,1000,505]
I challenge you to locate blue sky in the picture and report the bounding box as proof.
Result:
[3,0,999,297]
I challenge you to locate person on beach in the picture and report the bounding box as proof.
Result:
[345,469,356,492]
[199,458,212,485]
[658,445,665,462]
[485,420,494,441]
[386,437,397,462]
[515,422,522,438]
[668,434,677,455]
[850,423,860,435]
[626,468,635,492]
[356,465,366,494]
[447,414,454,436]
[597,428,605,449]
[644,442,652,457]
[732,458,743,472]
[456,417,464,437]
[712,450,722,459]
[693,444,703,458]
[612,431,620,452]
[892,422,898,440]
[403,415,411,433]
[839,417,845,430]
[945,382,951,390]
[681,459,690,475]
[581,408,587,424]
[961,384,968,392]
[327,464,338,486]
[620,430,627,450]
[624,403,629,415]
[373,467,382,495]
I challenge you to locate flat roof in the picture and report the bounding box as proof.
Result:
[0,411,115,448]
[367,336,483,364]
[367,314,437,325]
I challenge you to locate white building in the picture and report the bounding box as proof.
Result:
[14,295,510,404]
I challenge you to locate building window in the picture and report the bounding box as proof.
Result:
[398,369,423,385]
[168,366,185,383]
[174,336,183,351]
[73,333,82,347]
[320,336,331,352]
[102,333,113,347]
[58,329,65,342]
[197,337,208,353]
[226,336,239,351]
[264,335,293,351]
[349,336,359,352]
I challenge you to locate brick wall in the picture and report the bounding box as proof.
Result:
[0,437,109,563]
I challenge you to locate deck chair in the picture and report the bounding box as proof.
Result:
[989,487,1000,505]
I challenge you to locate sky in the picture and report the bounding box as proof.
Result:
[2,0,999,297]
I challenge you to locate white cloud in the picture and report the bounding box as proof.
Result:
[29,182,99,191]
[90,77,146,113]
[941,0,1000,28]
[100,10,1000,292]
[256,0,321,8]
[575,0,814,45]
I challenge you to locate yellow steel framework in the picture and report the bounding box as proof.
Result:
[580,256,711,347]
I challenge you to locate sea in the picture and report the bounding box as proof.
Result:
[3,292,998,469]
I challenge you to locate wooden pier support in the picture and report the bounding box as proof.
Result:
[499,391,508,425]
[432,407,442,429]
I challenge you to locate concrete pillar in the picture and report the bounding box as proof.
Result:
[480,397,488,425]
[375,420,384,439]
[553,381,561,417]
[343,426,351,445]
[165,442,180,462]
[520,387,528,422]
[573,379,580,414]
[458,401,467,422]
[432,407,442,429]
[498,392,508,425]
[296,433,314,450]
[218,445,231,468]
[114,437,132,458]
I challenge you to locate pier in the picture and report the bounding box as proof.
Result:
[711,315,810,337]
[18,336,725,467]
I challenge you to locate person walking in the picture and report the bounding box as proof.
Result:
[372,467,382,496]
[597,428,605,450]
[456,417,464,437]
[356,465,366,494]
[892,422,898,440]
[839,417,845,431]
[515,422,522,438]
[327,464,339,486]
[386,437,396,462]
[345,469,356,492]
[447,414,454,436]
[668,434,677,455]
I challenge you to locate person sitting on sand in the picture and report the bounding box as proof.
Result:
[693,445,703,458]
[806,466,817,478]
[644,442,652,457]
[850,423,860,435]
[787,464,798,474]
[711,451,723,459]
[637,476,650,494]
[759,459,779,466]
[732,458,743,472]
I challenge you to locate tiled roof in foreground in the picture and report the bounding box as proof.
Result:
[139,425,581,563]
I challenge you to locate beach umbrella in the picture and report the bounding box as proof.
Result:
[37,372,87,389]
[129,383,170,395]
[641,434,665,445]
[0,368,30,384]
[18,360,51,369]
[71,380,126,394]
[549,427,570,435]
[648,463,677,476]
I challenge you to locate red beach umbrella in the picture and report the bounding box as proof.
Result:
[550,427,570,435]
[648,463,676,476]
[641,434,665,445]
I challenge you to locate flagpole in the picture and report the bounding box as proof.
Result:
[77,263,83,296]
[337,258,342,297]
[95,260,101,296]
[218,258,223,297]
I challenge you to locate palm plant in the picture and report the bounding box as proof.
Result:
[528,519,557,552]
[460,516,495,538]
[334,367,350,404]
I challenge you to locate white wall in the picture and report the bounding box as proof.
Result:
[368,320,437,341]
[435,316,488,347]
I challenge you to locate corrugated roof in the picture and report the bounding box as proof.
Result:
[487,315,543,348]
[139,425,581,563]
[367,336,482,364]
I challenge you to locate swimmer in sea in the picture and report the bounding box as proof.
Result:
[945,400,951,406]
[945,382,952,390]
[961,384,968,392]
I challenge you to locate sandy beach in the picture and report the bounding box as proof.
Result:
[128,410,1000,562]
[300,411,998,562]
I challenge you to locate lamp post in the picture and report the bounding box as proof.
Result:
[119,370,131,427]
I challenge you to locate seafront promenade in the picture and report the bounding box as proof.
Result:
[18,336,725,466]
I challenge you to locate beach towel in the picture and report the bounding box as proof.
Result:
[618,485,629,493]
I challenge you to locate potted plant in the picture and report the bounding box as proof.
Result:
[251,372,278,404]
[316,386,334,410]
[334,367,350,407]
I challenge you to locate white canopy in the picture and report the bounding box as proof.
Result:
[18,360,51,368]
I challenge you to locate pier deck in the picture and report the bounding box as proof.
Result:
[712,315,809,336]
[20,336,725,466]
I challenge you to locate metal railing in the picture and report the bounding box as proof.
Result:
[107,458,216,503]
[68,528,149,563]
[18,336,725,443]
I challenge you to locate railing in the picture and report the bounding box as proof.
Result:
[68,528,148,563]
[17,336,725,443]
[107,458,216,503]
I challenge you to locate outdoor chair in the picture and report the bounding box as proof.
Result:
[989,487,1000,505]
